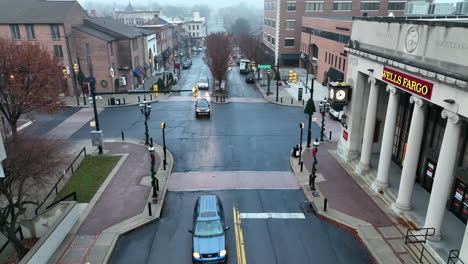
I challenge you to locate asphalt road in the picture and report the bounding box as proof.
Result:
[20,107,81,136]
[70,101,319,172]
[109,190,373,264]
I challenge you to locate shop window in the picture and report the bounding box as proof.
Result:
[450,180,468,223]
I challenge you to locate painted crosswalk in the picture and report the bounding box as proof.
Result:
[240,213,306,219]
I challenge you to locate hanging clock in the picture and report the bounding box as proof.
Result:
[328,81,351,105]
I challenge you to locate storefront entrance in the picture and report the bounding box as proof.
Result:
[450,179,468,224]
[392,93,413,167]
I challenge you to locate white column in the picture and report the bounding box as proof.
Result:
[392,96,426,213]
[460,225,468,262]
[359,77,379,172]
[372,85,399,192]
[424,110,461,240]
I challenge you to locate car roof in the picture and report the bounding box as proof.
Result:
[197,98,208,102]
[196,195,220,220]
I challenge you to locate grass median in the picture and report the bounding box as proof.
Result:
[54,155,122,203]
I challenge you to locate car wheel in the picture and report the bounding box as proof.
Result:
[208,114,211,118]
[195,113,198,118]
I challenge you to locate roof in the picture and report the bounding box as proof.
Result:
[84,17,145,39]
[353,15,468,28]
[306,16,353,21]
[0,0,84,24]
[136,27,155,36]
[144,16,169,26]
[72,24,117,41]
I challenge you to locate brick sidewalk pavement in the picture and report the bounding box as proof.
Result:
[294,141,418,264]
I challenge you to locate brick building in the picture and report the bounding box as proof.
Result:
[264,0,421,66]
[300,16,351,85]
[139,16,174,71]
[0,0,88,96]
[72,18,154,92]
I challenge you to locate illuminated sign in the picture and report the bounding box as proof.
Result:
[382,67,433,100]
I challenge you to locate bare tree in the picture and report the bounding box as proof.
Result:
[0,134,68,259]
[238,35,274,65]
[0,39,64,136]
[205,33,233,88]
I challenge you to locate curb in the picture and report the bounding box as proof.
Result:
[253,82,305,108]
[100,138,174,263]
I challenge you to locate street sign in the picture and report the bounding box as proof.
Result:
[301,80,307,88]
[258,65,271,69]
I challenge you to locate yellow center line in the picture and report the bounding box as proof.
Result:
[233,207,247,264]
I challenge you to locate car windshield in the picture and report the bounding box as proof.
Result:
[197,100,209,107]
[199,78,207,83]
[194,220,223,236]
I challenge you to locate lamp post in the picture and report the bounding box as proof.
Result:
[319,98,331,142]
[90,81,103,154]
[161,122,167,170]
[140,101,152,145]
[309,138,320,190]
[148,143,158,199]
[299,123,304,165]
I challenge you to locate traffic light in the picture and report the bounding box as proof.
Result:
[289,70,297,83]
[73,63,79,73]
[228,61,232,68]
[252,61,256,69]
[192,84,198,98]
[62,67,68,79]
[153,84,159,97]
[81,82,89,94]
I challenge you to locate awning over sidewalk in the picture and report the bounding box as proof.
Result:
[327,67,344,82]
[133,68,142,77]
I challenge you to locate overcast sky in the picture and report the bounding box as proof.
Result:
[77,0,264,10]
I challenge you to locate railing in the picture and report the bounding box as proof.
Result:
[0,226,24,255]
[448,250,464,264]
[35,147,86,215]
[405,228,439,264]
[45,192,77,211]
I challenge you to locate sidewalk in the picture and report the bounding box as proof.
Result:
[291,141,419,264]
[47,139,174,264]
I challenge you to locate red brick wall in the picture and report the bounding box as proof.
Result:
[301,17,351,84]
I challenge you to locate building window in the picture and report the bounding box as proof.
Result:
[305,1,324,11]
[388,1,406,10]
[302,26,350,44]
[109,43,114,56]
[10,25,21,40]
[342,59,346,71]
[285,38,295,47]
[333,1,352,11]
[50,24,60,40]
[285,20,296,30]
[272,20,276,28]
[25,25,35,40]
[272,37,275,45]
[132,38,138,50]
[85,43,91,56]
[287,1,297,11]
[134,55,140,67]
[197,25,199,30]
[339,57,341,69]
[53,45,64,58]
[325,52,328,63]
[361,1,380,10]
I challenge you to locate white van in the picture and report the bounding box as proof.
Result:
[239,59,251,74]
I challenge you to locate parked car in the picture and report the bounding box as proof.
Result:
[329,104,344,120]
[182,60,191,69]
[198,76,209,90]
[195,98,211,118]
[189,195,228,263]
[245,73,255,83]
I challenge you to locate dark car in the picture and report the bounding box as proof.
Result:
[245,73,255,83]
[195,98,211,118]
[182,60,191,69]
[189,195,229,263]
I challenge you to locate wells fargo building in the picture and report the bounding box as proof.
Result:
[336,16,468,260]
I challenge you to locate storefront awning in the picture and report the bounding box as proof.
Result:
[327,67,344,82]
[282,53,301,61]
[133,68,142,77]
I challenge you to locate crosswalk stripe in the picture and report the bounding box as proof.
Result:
[240,213,305,219]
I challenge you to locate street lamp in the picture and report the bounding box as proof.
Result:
[148,143,159,199]
[309,138,320,191]
[161,122,167,170]
[319,98,331,142]
[140,101,152,145]
[299,123,304,165]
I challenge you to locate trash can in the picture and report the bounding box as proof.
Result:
[110,97,116,105]
[292,145,300,158]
